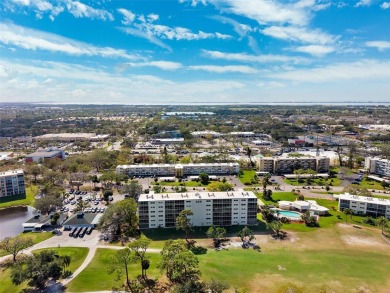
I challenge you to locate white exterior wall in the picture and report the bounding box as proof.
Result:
[231,198,249,225]
[365,157,390,177]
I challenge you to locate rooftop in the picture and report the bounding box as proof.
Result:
[139,190,257,202]
[337,193,390,206]
[0,169,24,177]
[117,162,239,168]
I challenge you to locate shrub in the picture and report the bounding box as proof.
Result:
[190,246,208,255]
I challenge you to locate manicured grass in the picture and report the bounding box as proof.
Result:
[66,248,161,292]
[255,191,297,205]
[198,248,390,292]
[67,242,390,293]
[0,185,38,209]
[238,169,257,185]
[0,232,54,257]
[358,178,385,190]
[0,247,88,293]
[152,181,208,187]
[283,177,342,186]
[33,247,89,273]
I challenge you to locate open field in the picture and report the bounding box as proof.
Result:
[66,248,161,292]
[238,169,257,185]
[256,192,385,232]
[0,247,89,293]
[0,232,54,257]
[283,177,342,186]
[358,178,385,190]
[0,185,38,209]
[68,224,390,293]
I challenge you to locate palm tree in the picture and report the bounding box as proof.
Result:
[343,208,352,224]
[377,217,389,235]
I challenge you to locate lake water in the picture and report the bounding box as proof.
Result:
[0,206,36,240]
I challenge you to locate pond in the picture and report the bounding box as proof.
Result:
[0,206,36,240]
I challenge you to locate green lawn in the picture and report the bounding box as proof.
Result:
[152,181,208,187]
[357,178,385,190]
[66,248,161,292]
[238,169,257,185]
[0,185,38,209]
[66,245,390,293]
[0,232,54,257]
[33,247,89,273]
[283,177,342,186]
[257,192,383,232]
[0,247,89,293]
[198,248,390,292]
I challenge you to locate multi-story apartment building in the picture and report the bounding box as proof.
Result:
[338,193,390,219]
[0,170,25,197]
[138,190,258,229]
[116,163,239,177]
[365,157,390,177]
[256,157,330,174]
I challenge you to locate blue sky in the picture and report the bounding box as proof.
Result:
[1,0,390,104]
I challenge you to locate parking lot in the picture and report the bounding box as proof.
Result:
[61,189,108,215]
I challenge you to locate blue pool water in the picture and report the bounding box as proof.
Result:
[274,210,302,219]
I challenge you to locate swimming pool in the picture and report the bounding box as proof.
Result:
[274,210,302,219]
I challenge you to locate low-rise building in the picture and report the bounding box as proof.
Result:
[62,212,102,229]
[25,148,65,163]
[278,200,329,215]
[365,157,390,177]
[0,169,25,197]
[337,193,390,219]
[116,163,239,177]
[256,156,330,174]
[33,133,109,142]
[150,138,185,145]
[138,190,257,229]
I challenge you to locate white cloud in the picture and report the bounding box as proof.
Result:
[0,59,246,103]
[0,22,140,59]
[261,26,337,45]
[183,0,317,26]
[9,0,64,19]
[354,0,372,7]
[202,50,309,64]
[147,13,159,22]
[268,59,390,82]
[189,65,258,73]
[125,61,182,70]
[365,41,390,51]
[117,8,135,25]
[140,24,232,41]
[293,45,335,56]
[118,27,172,51]
[210,15,253,38]
[65,0,114,21]
[380,2,390,9]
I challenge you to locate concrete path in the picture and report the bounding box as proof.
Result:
[62,247,96,286]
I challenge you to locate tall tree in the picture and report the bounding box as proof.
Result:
[206,225,226,248]
[121,180,143,201]
[107,248,137,292]
[158,239,187,282]
[377,217,389,235]
[99,199,138,242]
[11,250,71,289]
[198,172,209,185]
[246,147,254,168]
[0,237,34,262]
[128,237,151,278]
[237,226,255,244]
[176,209,193,244]
[266,220,283,237]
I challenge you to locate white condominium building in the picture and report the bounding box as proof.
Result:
[256,156,330,174]
[138,190,258,229]
[116,163,239,177]
[0,170,25,197]
[365,157,390,177]
[338,193,390,219]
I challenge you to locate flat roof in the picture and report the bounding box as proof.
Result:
[117,162,239,168]
[27,150,63,157]
[139,190,257,202]
[338,193,390,206]
[0,169,24,177]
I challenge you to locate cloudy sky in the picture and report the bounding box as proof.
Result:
[1,0,390,104]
